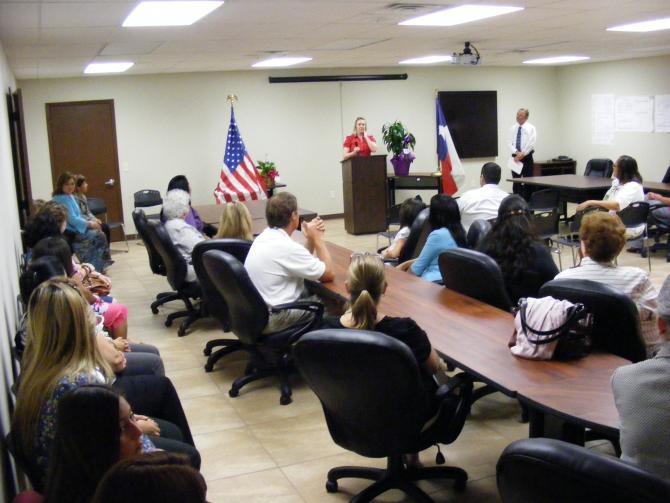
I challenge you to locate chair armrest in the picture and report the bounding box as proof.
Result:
[270,300,325,343]
[435,372,472,403]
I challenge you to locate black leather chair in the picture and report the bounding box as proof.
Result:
[4,432,43,493]
[466,219,491,249]
[617,201,651,270]
[88,196,129,251]
[145,220,203,337]
[583,158,614,178]
[202,249,323,405]
[531,210,562,269]
[540,279,647,363]
[528,188,560,213]
[134,189,163,219]
[497,438,670,503]
[192,239,252,372]
[398,207,431,264]
[294,329,473,503]
[132,209,181,313]
[438,248,512,312]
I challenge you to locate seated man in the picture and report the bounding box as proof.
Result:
[163,189,206,282]
[245,192,334,333]
[456,162,508,232]
[612,274,670,481]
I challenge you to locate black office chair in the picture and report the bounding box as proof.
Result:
[145,220,203,337]
[398,207,431,264]
[376,203,402,251]
[617,201,651,271]
[134,189,163,219]
[583,158,614,178]
[466,219,492,249]
[294,329,473,503]
[540,279,647,363]
[438,249,512,312]
[554,207,603,267]
[202,249,323,405]
[528,188,560,213]
[132,209,181,313]
[87,196,129,252]
[192,239,251,372]
[531,210,562,269]
[497,438,670,503]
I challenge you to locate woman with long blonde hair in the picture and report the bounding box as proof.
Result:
[214,201,253,241]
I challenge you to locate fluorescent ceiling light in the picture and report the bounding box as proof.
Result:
[252,57,312,68]
[84,62,134,74]
[123,1,224,27]
[607,17,670,33]
[399,55,452,65]
[400,5,523,27]
[523,56,590,65]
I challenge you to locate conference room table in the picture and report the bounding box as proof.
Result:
[310,241,625,442]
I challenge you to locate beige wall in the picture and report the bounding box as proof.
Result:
[0,40,22,500]
[556,55,670,181]
[19,64,562,232]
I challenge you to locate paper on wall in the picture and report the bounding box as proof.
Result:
[615,96,653,132]
[655,95,670,133]
[591,94,615,145]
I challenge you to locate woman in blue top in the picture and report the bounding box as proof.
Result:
[399,194,466,282]
[52,171,109,272]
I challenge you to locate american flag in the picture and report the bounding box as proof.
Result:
[436,99,465,195]
[213,107,267,203]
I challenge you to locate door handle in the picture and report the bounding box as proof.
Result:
[105,178,115,187]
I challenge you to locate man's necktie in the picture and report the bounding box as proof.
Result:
[515,126,522,152]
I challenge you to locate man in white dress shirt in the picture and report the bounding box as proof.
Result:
[457,162,509,232]
[612,274,670,481]
[509,108,537,195]
[245,192,334,333]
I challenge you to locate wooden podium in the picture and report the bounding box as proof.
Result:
[341,155,387,234]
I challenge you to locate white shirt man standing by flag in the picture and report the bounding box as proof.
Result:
[436,99,465,195]
[508,108,537,195]
[213,107,267,203]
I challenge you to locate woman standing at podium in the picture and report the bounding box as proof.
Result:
[343,117,377,160]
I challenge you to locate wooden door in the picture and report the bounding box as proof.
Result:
[46,100,124,240]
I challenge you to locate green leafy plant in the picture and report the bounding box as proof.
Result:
[381,121,416,157]
[256,161,279,182]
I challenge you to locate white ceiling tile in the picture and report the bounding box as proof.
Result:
[100,41,162,56]
[40,2,135,28]
[0,3,40,30]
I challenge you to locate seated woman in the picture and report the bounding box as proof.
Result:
[555,211,661,356]
[380,197,426,260]
[92,452,208,503]
[163,175,217,237]
[31,236,129,341]
[11,279,199,488]
[478,195,558,304]
[398,194,466,283]
[23,201,68,255]
[163,189,206,282]
[42,384,145,503]
[74,174,111,245]
[52,171,110,272]
[19,254,164,378]
[213,200,253,241]
[576,155,645,247]
[321,253,443,409]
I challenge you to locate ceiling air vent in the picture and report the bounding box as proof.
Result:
[385,3,441,12]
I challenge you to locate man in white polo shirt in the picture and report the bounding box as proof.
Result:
[245,192,334,333]
[457,162,508,232]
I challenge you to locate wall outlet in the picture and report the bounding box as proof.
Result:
[329,190,335,198]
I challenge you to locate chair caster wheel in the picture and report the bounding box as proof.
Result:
[204,363,213,373]
[229,388,239,398]
[280,394,292,406]
[203,347,212,356]
[151,306,159,314]
[454,478,467,492]
[165,319,172,327]
[325,480,338,493]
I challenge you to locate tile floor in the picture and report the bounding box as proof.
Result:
[107,218,670,503]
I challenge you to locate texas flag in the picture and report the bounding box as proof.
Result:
[436,99,465,195]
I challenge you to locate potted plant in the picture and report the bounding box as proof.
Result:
[382,121,416,176]
[257,160,280,188]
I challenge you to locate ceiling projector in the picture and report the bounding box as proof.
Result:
[452,42,481,65]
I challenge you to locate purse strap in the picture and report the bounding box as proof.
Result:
[519,300,585,345]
